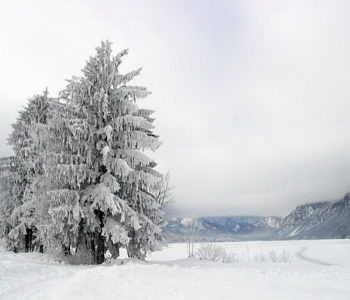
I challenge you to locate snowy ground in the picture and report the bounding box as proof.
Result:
[1,239,350,300]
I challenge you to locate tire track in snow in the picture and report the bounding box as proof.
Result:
[296,247,333,266]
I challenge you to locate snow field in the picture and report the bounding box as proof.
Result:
[1,239,350,300]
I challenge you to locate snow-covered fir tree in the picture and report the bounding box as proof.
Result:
[4,91,51,252]
[0,156,19,248]
[44,41,164,263]
[0,41,166,264]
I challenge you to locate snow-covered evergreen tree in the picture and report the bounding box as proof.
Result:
[45,41,164,263]
[0,156,19,248]
[0,41,166,263]
[5,91,51,251]
[118,108,165,260]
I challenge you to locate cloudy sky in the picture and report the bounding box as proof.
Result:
[1,0,350,217]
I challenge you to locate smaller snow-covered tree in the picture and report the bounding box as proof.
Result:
[6,91,51,252]
[155,172,174,209]
[0,156,19,248]
[39,99,87,254]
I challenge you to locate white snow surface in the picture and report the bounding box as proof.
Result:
[1,239,350,299]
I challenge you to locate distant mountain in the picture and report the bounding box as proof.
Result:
[164,193,350,242]
[163,216,282,242]
[279,193,350,239]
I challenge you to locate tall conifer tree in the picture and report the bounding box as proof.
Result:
[46,41,164,262]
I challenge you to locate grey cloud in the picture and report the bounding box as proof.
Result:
[1,0,350,216]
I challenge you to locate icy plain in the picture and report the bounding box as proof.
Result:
[1,239,350,299]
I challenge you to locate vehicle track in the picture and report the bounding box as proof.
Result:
[296,247,333,266]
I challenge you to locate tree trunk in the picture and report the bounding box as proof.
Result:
[25,228,33,252]
[94,210,106,264]
[127,232,145,261]
[62,245,70,256]
[106,240,120,259]
[90,237,96,260]
[75,221,86,253]
[95,231,105,264]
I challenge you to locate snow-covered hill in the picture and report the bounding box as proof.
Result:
[279,193,350,239]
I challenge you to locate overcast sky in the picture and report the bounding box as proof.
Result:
[1,0,350,217]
